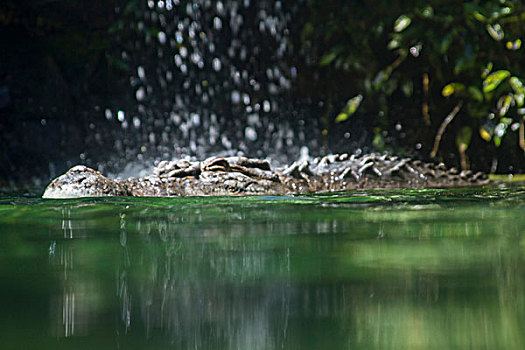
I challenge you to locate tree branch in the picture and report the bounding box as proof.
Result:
[430,101,463,159]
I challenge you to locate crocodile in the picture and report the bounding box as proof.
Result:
[42,153,490,198]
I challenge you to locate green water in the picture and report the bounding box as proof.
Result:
[1,187,525,349]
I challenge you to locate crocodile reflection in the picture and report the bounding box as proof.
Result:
[48,200,525,348]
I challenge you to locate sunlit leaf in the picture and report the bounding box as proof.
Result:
[394,15,411,32]
[509,77,525,107]
[493,118,512,147]
[479,123,494,141]
[497,95,513,116]
[342,94,363,115]
[483,70,510,93]
[335,95,363,123]
[481,62,493,79]
[468,86,483,102]
[486,24,504,41]
[456,126,472,151]
[515,94,524,107]
[473,11,487,22]
[509,77,525,94]
[442,83,465,97]
[506,39,522,50]
[335,113,349,123]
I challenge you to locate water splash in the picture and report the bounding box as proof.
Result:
[100,0,320,177]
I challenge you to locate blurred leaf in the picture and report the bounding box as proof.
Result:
[335,113,349,123]
[483,70,510,93]
[442,83,465,97]
[387,39,401,50]
[493,118,512,147]
[481,62,493,79]
[515,94,524,107]
[509,77,525,94]
[473,11,487,22]
[401,80,413,97]
[343,94,363,114]
[479,124,493,142]
[421,6,434,18]
[320,51,337,66]
[468,86,484,102]
[509,77,525,107]
[486,24,504,41]
[335,95,363,123]
[506,39,522,50]
[497,95,513,116]
[394,15,411,32]
[440,32,455,54]
[456,126,472,151]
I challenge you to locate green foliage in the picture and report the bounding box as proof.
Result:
[303,0,525,171]
[335,95,363,123]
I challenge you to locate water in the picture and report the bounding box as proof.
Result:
[99,0,327,176]
[1,187,525,349]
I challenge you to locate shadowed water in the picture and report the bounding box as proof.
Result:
[1,186,525,349]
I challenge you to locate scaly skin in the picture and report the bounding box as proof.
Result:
[42,154,489,198]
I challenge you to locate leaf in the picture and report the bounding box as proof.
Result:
[509,77,525,107]
[335,113,349,123]
[486,24,504,41]
[479,125,493,141]
[421,6,434,18]
[497,95,513,117]
[493,118,512,147]
[468,86,484,102]
[456,126,472,151]
[343,94,363,115]
[335,95,363,123]
[506,39,522,50]
[483,70,510,93]
[481,62,493,79]
[442,83,465,97]
[387,39,400,50]
[515,94,524,107]
[509,77,525,95]
[440,32,455,54]
[319,51,337,66]
[394,15,411,32]
[473,11,487,22]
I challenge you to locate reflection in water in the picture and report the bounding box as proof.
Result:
[20,192,525,348]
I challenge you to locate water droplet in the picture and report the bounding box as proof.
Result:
[137,66,145,79]
[117,110,125,122]
[176,31,183,43]
[242,93,250,105]
[245,126,257,141]
[158,31,166,44]
[133,117,141,128]
[263,100,271,112]
[213,17,222,30]
[212,58,221,71]
[136,87,146,101]
[105,109,112,120]
[231,91,241,104]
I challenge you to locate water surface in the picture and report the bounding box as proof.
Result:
[1,187,525,349]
